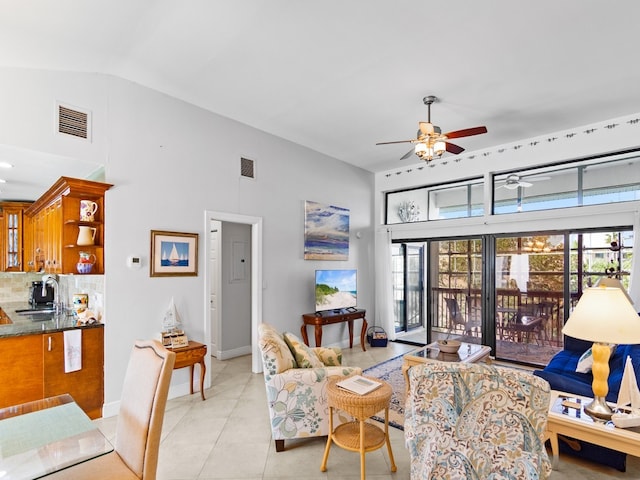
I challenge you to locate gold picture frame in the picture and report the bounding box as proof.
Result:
[150,230,199,277]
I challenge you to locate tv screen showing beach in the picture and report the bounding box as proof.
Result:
[315,269,357,312]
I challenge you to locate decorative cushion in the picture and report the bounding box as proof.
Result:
[576,345,617,373]
[258,323,296,374]
[283,332,324,368]
[313,346,342,366]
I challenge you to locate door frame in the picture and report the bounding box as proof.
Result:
[203,210,263,374]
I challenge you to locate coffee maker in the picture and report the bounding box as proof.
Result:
[29,281,54,307]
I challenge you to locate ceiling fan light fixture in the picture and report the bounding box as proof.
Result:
[415,143,428,158]
[433,138,446,156]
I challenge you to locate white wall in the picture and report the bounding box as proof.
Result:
[0,68,375,413]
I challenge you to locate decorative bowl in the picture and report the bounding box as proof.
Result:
[437,339,461,354]
[77,262,94,274]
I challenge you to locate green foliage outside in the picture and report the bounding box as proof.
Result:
[439,232,633,293]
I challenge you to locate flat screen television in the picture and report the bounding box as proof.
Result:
[315,269,357,312]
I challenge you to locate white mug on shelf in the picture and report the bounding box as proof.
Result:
[77,226,97,246]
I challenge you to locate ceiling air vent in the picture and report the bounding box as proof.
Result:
[240,157,255,179]
[57,103,91,141]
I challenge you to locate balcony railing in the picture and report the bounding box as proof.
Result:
[432,288,566,348]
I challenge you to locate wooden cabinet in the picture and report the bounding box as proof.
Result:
[25,177,112,274]
[43,327,104,419]
[0,201,33,271]
[0,335,43,407]
[0,326,104,419]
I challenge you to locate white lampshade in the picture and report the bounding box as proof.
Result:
[595,276,634,305]
[562,286,640,344]
[433,139,446,156]
[415,143,428,156]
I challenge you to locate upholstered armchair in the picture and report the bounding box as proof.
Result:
[405,362,552,480]
[258,322,361,452]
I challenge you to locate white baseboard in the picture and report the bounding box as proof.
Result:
[216,344,251,360]
[101,379,201,418]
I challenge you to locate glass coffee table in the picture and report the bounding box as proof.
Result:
[402,341,492,396]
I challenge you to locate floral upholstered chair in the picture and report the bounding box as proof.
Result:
[258,322,362,452]
[405,362,552,480]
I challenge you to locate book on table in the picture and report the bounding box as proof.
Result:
[336,375,382,395]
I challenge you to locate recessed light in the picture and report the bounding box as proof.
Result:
[0,162,13,169]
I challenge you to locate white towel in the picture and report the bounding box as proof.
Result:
[64,329,82,373]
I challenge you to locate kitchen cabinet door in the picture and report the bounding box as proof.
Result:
[43,326,104,419]
[0,335,43,409]
[0,202,33,272]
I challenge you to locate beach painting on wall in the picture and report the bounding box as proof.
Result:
[304,200,349,260]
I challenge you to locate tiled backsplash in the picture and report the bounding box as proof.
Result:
[0,272,104,318]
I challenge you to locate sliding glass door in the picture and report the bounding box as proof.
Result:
[392,243,425,336]
[430,238,483,345]
[494,234,565,365]
[392,229,633,366]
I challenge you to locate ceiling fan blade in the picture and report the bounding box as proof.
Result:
[400,149,414,160]
[444,126,488,139]
[503,183,520,190]
[519,181,533,188]
[445,142,465,155]
[376,139,414,145]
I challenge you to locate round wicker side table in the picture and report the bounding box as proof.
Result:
[320,376,397,480]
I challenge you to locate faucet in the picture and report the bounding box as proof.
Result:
[42,274,62,314]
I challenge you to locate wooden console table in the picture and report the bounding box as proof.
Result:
[301,309,368,351]
[168,340,207,400]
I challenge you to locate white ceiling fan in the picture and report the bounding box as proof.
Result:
[497,174,550,190]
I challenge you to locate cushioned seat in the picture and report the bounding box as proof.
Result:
[405,362,552,480]
[258,322,362,452]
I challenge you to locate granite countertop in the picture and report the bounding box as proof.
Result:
[0,302,103,338]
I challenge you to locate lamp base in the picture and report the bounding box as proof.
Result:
[584,395,613,422]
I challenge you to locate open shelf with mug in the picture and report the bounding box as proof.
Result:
[25,177,112,274]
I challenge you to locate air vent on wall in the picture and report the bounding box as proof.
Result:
[57,102,91,141]
[240,157,255,179]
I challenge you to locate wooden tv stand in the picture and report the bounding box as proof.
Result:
[301,309,367,351]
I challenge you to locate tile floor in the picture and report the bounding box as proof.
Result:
[94,341,640,479]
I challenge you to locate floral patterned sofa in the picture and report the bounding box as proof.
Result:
[257,322,361,451]
[405,362,552,480]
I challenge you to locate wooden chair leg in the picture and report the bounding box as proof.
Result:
[275,439,285,452]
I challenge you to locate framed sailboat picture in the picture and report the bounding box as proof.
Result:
[150,230,199,277]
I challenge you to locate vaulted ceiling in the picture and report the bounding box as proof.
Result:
[2,0,640,183]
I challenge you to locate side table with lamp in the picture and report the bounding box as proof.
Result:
[561,284,640,422]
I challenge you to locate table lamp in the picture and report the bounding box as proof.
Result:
[562,286,640,421]
[595,276,634,304]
